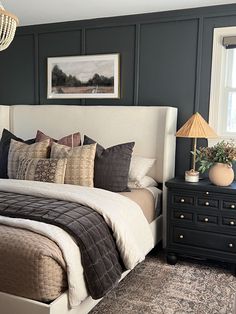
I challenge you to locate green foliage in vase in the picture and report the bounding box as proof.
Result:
[193,141,236,173]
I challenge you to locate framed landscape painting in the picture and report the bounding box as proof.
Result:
[47,54,120,99]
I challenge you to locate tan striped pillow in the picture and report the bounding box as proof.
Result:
[50,142,97,187]
[8,139,50,179]
[17,158,67,184]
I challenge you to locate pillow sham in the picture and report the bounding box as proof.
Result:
[36,130,81,147]
[128,176,157,189]
[0,129,35,179]
[50,142,97,187]
[83,135,135,192]
[129,156,156,182]
[8,139,50,179]
[17,158,67,184]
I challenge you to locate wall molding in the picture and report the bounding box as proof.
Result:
[193,16,204,113]
[1,4,236,176]
[134,24,140,105]
[12,4,236,109]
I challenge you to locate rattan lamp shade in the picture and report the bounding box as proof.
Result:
[176,112,218,139]
[176,112,217,179]
[0,2,19,52]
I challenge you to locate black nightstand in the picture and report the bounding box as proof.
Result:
[165,178,236,270]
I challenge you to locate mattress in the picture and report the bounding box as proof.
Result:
[0,187,160,303]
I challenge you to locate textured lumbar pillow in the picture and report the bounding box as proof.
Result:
[50,142,97,187]
[83,135,135,192]
[17,158,67,184]
[8,139,50,179]
[35,130,81,147]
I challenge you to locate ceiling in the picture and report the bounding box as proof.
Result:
[1,0,236,26]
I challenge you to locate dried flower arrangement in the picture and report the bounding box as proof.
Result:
[195,141,236,173]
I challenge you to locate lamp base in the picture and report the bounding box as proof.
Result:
[185,169,199,183]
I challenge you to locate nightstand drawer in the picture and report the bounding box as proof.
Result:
[197,214,218,225]
[223,201,236,210]
[197,198,219,209]
[222,217,236,227]
[174,211,193,221]
[173,195,194,205]
[173,227,236,253]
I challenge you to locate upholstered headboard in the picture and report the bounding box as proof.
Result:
[0,105,177,182]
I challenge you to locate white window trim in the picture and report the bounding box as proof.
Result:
[208,26,236,146]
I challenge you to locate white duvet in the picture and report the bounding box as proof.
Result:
[0,179,154,308]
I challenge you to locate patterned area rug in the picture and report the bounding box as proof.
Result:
[89,250,236,314]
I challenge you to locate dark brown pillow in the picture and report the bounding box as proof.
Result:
[84,135,135,192]
[0,129,35,179]
[35,130,81,147]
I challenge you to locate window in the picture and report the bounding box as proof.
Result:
[209,27,236,143]
[224,48,236,133]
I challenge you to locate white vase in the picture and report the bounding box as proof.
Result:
[209,163,234,187]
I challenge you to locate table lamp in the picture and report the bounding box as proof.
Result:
[176,112,218,182]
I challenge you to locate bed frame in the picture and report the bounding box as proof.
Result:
[0,105,177,314]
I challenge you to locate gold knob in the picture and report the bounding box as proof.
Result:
[228,243,234,248]
[230,221,235,225]
[205,202,210,206]
[180,214,185,219]
[204,218,209,222]
[179,235,184,239]
[180,198,185,203]
[231,205,235,209]
[206,192,210,195]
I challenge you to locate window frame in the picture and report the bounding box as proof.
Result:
[209,26,236,145]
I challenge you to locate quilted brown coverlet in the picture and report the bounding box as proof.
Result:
[0,191,123,299]
[0,225,67,301]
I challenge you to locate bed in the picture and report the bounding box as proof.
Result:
[0,105,177,314]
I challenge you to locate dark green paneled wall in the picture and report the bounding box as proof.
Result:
[85,26,136,105]
[0,35,35,103]
[1,4,236,176]
[39,30,82,105]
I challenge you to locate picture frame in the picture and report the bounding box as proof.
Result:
[47,53,120,99]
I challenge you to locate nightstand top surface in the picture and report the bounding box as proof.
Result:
[166,177,236,194]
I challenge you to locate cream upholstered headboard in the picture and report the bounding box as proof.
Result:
[0,105,177,183]
[0,105,177,245]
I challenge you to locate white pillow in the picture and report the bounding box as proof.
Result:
[128,176,157,189]
[129,156,156,182]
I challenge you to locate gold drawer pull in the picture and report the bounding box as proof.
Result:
[231,205,235,209]
[204,218,209,222]
[230,221,235,226]
[206,192,210,195]
[205,202,210,206]
[228,243,234,248]
[180,198,185,203]
[179,235,184,239]
[180,214,185,219]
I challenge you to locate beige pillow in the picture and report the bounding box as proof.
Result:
[17,158,67,184]
[8,139,50,179]
[50,142,97,187]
